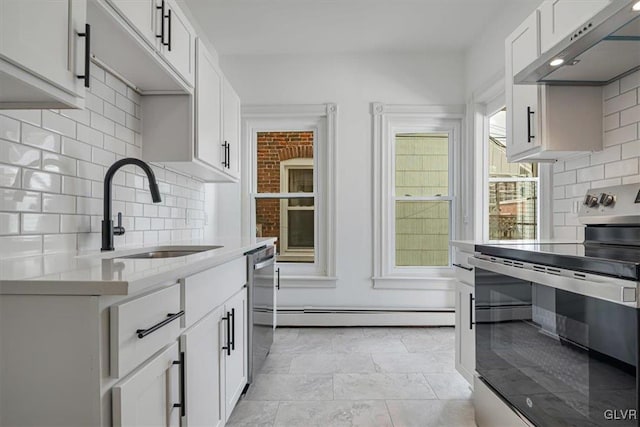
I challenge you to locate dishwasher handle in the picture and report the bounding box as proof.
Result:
[254,257,275,270]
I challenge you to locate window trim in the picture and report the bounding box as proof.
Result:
[372,103,465,290]
[279,158,314,261]
[241,104,337,287]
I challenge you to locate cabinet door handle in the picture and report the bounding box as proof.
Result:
[222,311,231,356]
[276,267,280,290]
[221,142,228,168]
[172,351,186,417]
[230,308,235,351]
[136,310,184,339]
[469,294,475,330]
[226,143,231,169]
[453,263,473,272]
[167,9,172,51]
[527,106,535,143]
[156,0,165,42]
[76,24,91,88]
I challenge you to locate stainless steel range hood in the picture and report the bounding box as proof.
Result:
[516,0,640,86]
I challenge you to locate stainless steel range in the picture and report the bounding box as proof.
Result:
[471,184,640,427]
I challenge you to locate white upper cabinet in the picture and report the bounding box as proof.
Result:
[505,8,603,162]
[106,0,158,46]
[0,0,88,108]
[539,0,611,54]
[156,0,196,87]
[223,77,242,180]
[195,39,224,170]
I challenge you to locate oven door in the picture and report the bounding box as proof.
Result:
[474,264,638,427]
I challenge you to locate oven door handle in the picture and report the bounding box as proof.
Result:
[469,256,639,307]
[254,257,275,270]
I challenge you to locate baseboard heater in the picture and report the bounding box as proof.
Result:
[276,307,455,327]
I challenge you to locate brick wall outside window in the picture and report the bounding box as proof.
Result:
[255,131,313,245]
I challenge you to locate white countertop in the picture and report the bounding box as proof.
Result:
[0,237,276,296]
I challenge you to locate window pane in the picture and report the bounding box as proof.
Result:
[288,168,314,207]
[255,197,315,263]
[489,110,537,178]
[395,133,449,197]
[395,201,449,267]
[256,131,314,193]
[489,181,537,240]
[288,210,314,248]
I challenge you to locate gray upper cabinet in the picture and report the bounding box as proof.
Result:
[0,0,88,108]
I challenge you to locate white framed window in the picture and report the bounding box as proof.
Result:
[279,158,314,262]
[372,103,464,289]
[241,104,337,286]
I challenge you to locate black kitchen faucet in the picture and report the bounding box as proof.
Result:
[101,158,162,251]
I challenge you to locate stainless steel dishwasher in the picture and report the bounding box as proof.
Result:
[245,244,278,385]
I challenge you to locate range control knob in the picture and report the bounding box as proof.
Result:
[584,194,599,207]
[599,193,616,207]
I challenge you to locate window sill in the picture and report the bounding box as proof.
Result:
[372,276,457,290]
[279,275,337,288]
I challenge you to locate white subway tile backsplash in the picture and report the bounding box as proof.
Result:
[77,123,104,147]
[554,170,576,186]
[62,176,92,197]
[620,69,640,93]
[623,175,640,184]
[620,104,640,127]
[43,233,77,254]
[0,66,205,257]
[1,110,41,127]
[0,235,42,258]
[0,115,21,142]
[0,164,20,188]
[22,213,59,234]
[590,145,621,165]
[576,165,604,183]
[591,177,621,188]
[0,212,19,235]
[22,123,61,152]
[42,110,76,139]
[604,123,637,147]
[604,113,620,132]
[564,155,590,171]
[0,139,40,168]
[22,170,61,193]
[604,89,636,115]
[42,153,77,176]
[604,158,639,178]
[621,140,640,159]
[603,80,620,100]
[42,193,76,214]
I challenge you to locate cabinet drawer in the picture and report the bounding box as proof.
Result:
[182,257,246,328]
[453,250,475,286]
[111,283,182,378]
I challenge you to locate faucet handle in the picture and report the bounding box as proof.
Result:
[114,212,125,236]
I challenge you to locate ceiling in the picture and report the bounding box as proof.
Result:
[182,0,514,55]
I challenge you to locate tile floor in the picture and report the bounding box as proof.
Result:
[227,326,476,427]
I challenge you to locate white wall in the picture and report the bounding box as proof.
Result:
[464,0,539,97]
[219,52,465,311]
[553,73,640,240]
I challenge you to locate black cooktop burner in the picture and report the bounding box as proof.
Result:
[475,242,640,281]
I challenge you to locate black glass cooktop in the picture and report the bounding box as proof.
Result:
[475,243,640,281]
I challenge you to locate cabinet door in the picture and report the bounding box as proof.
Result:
[107,0,157,46]
[455,282,475,385]
[195,40,224,170]
[112,342,182,427]
[539,0,610,54]
[180,307,225,427]
[505,10,541,161]
[0,0,87,97]
[224,288,247,419]
[223,77,241,179]
[158,0,195,87]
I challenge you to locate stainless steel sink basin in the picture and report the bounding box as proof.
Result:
[117,245,223,259]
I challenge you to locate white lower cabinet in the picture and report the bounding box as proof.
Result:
[112,342,182,427]
[180,306,225,427]
[223,288,248,419]
[453,248,475,385]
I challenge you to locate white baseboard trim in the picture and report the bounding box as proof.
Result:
[276,309,454,327]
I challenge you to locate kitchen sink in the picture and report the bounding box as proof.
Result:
[117,245,223,259]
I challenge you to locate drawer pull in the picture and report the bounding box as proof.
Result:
[453,263,473,272]
[136,311,184,339]
[222,312,231,356]
[172,351,186,417]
